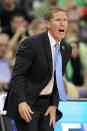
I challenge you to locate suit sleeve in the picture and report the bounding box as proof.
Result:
[9,38,35,105]
[49,73,60,107]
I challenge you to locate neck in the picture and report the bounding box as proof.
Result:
[49,30,61,42]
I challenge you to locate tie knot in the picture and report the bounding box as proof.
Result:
[55,43,60,52]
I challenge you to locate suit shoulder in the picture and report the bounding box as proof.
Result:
[18,32,46,51]
[23,32,45,42]
[19,32,46,47]
[65,42,72,49]
[65,42,72,53]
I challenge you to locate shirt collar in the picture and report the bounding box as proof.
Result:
[48,31,61,47]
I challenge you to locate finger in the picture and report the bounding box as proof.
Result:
[49,117,53,127]
[25,109,32,120]
[50,119,55,128]
[20,110,30,122]
[44,110,49,116]
[23,111,30,122]
[50,114,56,128]
[49,114,53,126]
[53,119,56,128]
[28,107,34,114]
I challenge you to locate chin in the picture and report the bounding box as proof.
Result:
[61,34,65,38]
[60,36,64,40]
[58,33,65,40]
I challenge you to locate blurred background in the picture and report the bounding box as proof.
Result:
[0,0,87,130]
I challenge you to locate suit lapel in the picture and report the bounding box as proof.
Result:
[42,32,66,76]
[43,31,53,76]
[60,39,66,56]
[60,39,66,74]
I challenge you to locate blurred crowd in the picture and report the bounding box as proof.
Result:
[0,0,87,99]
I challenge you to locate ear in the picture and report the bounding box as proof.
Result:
[45,20,51,30]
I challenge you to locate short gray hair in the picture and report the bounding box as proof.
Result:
[44,6,67,21]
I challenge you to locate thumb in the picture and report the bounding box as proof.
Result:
[28,106,34,114]
[44,109,49,116]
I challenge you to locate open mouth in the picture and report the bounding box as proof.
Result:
[58,29,65,32]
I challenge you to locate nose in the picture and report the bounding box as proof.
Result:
[60,20,65,25]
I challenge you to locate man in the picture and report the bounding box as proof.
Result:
[4,7,72,131]
[0,34,11,91]
[29,19,46,35]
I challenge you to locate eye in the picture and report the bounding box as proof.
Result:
[63,19,68,22]
[56,19,61,21]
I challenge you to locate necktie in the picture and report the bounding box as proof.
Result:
[55,43,67,101]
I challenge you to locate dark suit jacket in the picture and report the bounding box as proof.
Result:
[4,31,72,122]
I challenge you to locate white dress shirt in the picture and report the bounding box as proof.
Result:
[39,31,60,95]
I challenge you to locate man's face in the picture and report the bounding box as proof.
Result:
[11,16,25,31]
[0,37,8,58]
[46,11,68,42]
